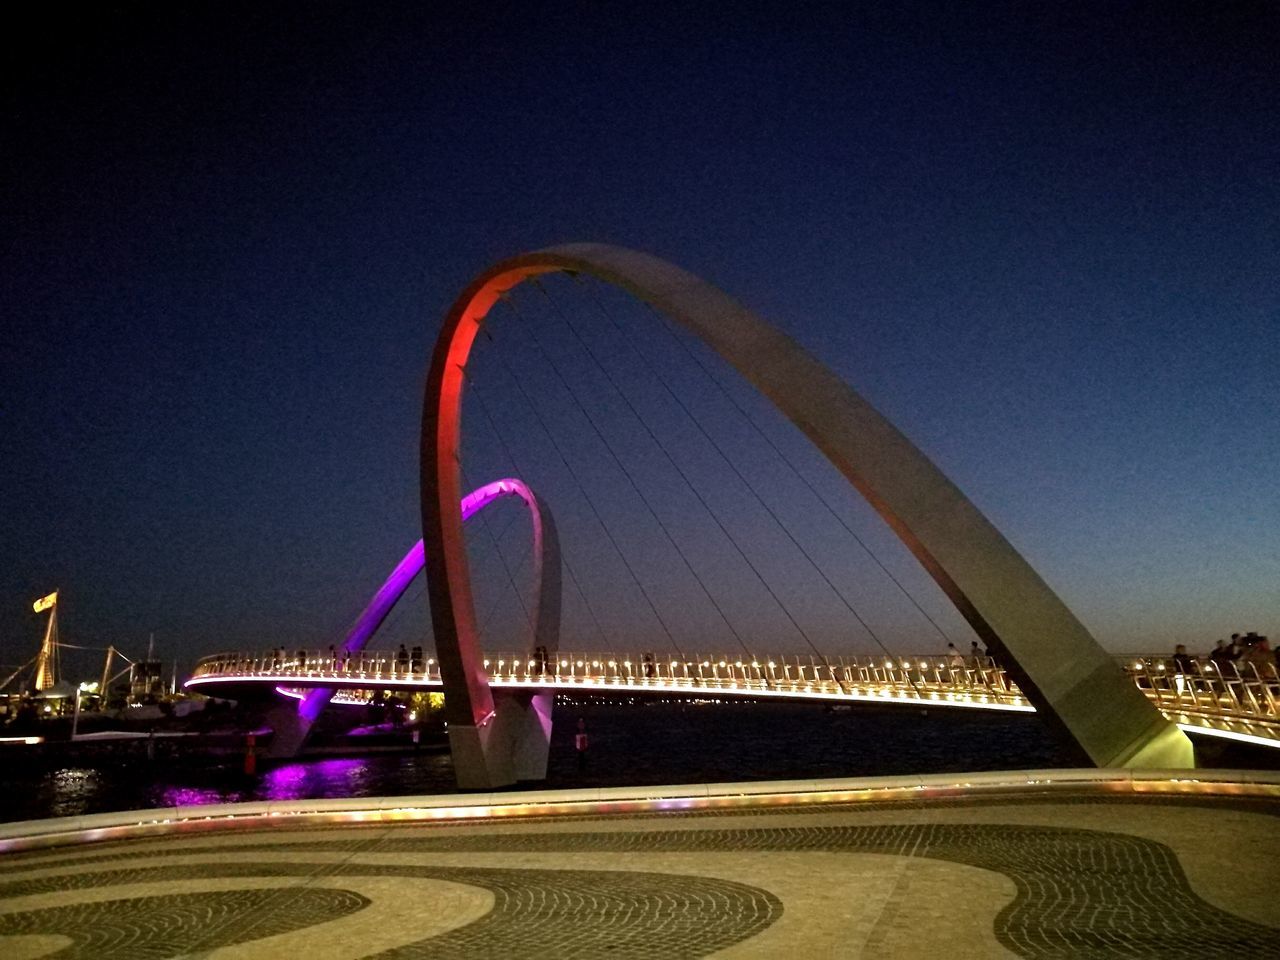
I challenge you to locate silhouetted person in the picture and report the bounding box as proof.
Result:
[396,644,409,674]
[410,645,423,674]
[643,652,655,678]
[575,717,589,771]
[1173,644,1195,673]
[1241,636,1274,677]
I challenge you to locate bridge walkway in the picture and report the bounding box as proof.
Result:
[187,650,1280,749]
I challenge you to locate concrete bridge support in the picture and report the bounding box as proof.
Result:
[448,690,556,787]
[265,698,314,760]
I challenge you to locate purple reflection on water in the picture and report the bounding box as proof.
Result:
[261,763,310,800]
[160,786,227,807]
[314,758,367,784]
[258,758,373,801]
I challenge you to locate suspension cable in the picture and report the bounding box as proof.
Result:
[462,465,535,638]
[576,279,911,684]
[637,291,960,651]
[537,277,838,682]
[469,373,611,650]
[578,280,927,684]
[475,542,532,646]
[481,299,685,659]
[510,284,759,663]
[459,480,535,646]
[368,562,427,652]
[350,501,528,658]
[380,501,526,656]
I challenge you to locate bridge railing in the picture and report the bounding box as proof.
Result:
[1118,656,1279,725]
[187,649,1280,742]
[189,649,447,683]
[188,649,1023,703]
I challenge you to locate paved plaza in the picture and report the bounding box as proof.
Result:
[1,784,1278,958]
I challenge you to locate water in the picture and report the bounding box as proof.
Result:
[0,701,1264,823]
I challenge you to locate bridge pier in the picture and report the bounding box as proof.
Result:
[449,689,555,789]
[264,697,317,760]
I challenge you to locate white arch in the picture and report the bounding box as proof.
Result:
[421,243,1191,787]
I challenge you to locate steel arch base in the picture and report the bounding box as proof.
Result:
[422,243,1192,789]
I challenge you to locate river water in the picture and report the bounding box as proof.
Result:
[0,701,1264,823]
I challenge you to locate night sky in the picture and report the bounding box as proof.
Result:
[3,2,1277,681]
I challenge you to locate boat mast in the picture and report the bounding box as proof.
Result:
[31,590,59,691]
[100,645,115,695]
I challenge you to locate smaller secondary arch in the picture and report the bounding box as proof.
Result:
[296,478,560,726]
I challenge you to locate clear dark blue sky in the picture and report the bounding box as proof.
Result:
[3,2,1277,677]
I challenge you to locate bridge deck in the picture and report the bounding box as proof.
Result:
[186,650,1280,749]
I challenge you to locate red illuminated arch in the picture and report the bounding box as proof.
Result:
[422,243,1191,787]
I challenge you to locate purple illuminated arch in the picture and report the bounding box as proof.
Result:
[296,478,560,725]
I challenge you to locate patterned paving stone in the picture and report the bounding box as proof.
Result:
[1,800,1277,959]
[0,862,778,960]
[0,887,369,960]
[363,823,1280,959]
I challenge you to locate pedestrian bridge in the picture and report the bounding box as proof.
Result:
[187,650,1280,750]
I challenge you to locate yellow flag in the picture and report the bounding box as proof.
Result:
[33,591,58,613]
